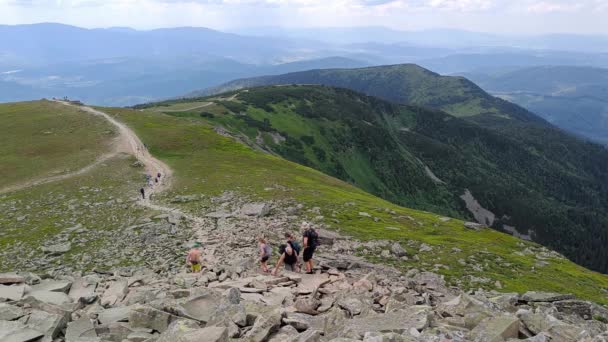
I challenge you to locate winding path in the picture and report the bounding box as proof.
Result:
[0,101,173,198]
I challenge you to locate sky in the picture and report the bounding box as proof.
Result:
[1,0,607,34]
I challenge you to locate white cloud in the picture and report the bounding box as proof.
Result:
[0,0,606,33]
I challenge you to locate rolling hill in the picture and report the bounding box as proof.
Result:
[188,64,545,125]
[170,84,608,274]
[3,99,608,307]
[465,66,608,144]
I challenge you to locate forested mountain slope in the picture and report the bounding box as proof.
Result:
[144,86,608,274]
[189,64,545,124]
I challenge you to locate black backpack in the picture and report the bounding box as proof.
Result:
[306,229,319,247]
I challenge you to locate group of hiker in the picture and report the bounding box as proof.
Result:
[140,172,162,200]
[186,221,320,276]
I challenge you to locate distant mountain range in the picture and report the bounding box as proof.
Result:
[2,23,608,106]
[465,66,608,144]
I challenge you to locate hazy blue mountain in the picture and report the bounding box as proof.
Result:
[466,66,608,144]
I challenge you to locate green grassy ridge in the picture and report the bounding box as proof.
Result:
[185,64,544,124]
[0,100,116,189]
[97,104,608,304]
[146,85,608,276]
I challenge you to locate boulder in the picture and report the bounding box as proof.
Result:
[0,303,24,321]
[520,291,575,303]
[27,290,72,306]
[98,306,131,324]
[245,309,284,342]
[0,284,25,301]
[156,319,200,342]
[295,296,321,315]
[41,242,71,255]
[32,280,72,293]
[95,322,134,341]
[268,325,299,342]
[390,243,407,257]
[68,277,98,303]
[346,307,431,335]
[180,292,222,323]
[282,312,315,331]
[25,309,68,340]
[553,300,594,319]
[317,229,341,246]
[241,203,271,217]
[0,274,25,285]
[101,278,128,307]
[0,320,44,342]
[468,315,520,342]
[129,305,180,333]
[65,317,97,342]
[298,329,322,342]
[464,222,484,231]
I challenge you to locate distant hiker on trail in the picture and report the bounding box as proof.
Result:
[259,237,271,273]
[186,242,203,273]
[157,172,161,179]
[155,177,158,184]
[139,187,145,200]
[272,245,298,275]
[302,222,319,274]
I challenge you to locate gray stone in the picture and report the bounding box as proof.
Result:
[95,322,133,341]
[0,320,44,342]
[25,309,68,340]
[27,290,72,306]
[553,300,594,319]
[41,242,71,255]
[65,317,97,342]
[98,306,131,324]
[0,303,25,321]
[101,278,129,307]
[31,280,72,293]
[283,313,313,331]
[0,274,25,285]
[337,297,365,317]
[520,291,575,303]
[129,305,180,333]
[225,288,240,305]
[468,315,520,342]
[180,292,222,323]
[464,222,484,231]
[346,307,431,335]
[298,329,322,342]
[241,203,271,217]
[126,330,155,342]
[156,319,200,342]
[390,243,407,257]
[69,277,98,303]
[245,309,284,342]
[0,284,25,301]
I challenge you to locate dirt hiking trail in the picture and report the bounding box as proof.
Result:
[0,101,173,197]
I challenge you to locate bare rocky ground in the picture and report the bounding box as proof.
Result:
[2,191,608,342]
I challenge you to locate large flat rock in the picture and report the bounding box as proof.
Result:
[32,280,72,293]
[68,277,98,303]
[100,278,128,307]
[0,284,25,301]
[27,290,72,306]
[0,320,44,342]
[65,317,97,342]
[0,274,25,285]
[0,303,25,321]
[520,291,575,303]
[25,309,67,340]
[98,306,131,324]
[180,293,222,323]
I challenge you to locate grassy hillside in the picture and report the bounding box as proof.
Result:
[466,66,608,144]
[0,100,115,190]
[140,86,608,275]
[189,64,545,124]
[3,99,608,305]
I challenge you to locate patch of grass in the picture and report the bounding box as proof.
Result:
[0,100,115,189]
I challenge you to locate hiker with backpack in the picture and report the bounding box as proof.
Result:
[259,237,272,273]
[272,245,298,275]
[302,222,319,274]
[285,232,301,271]
[186,242,203,273]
